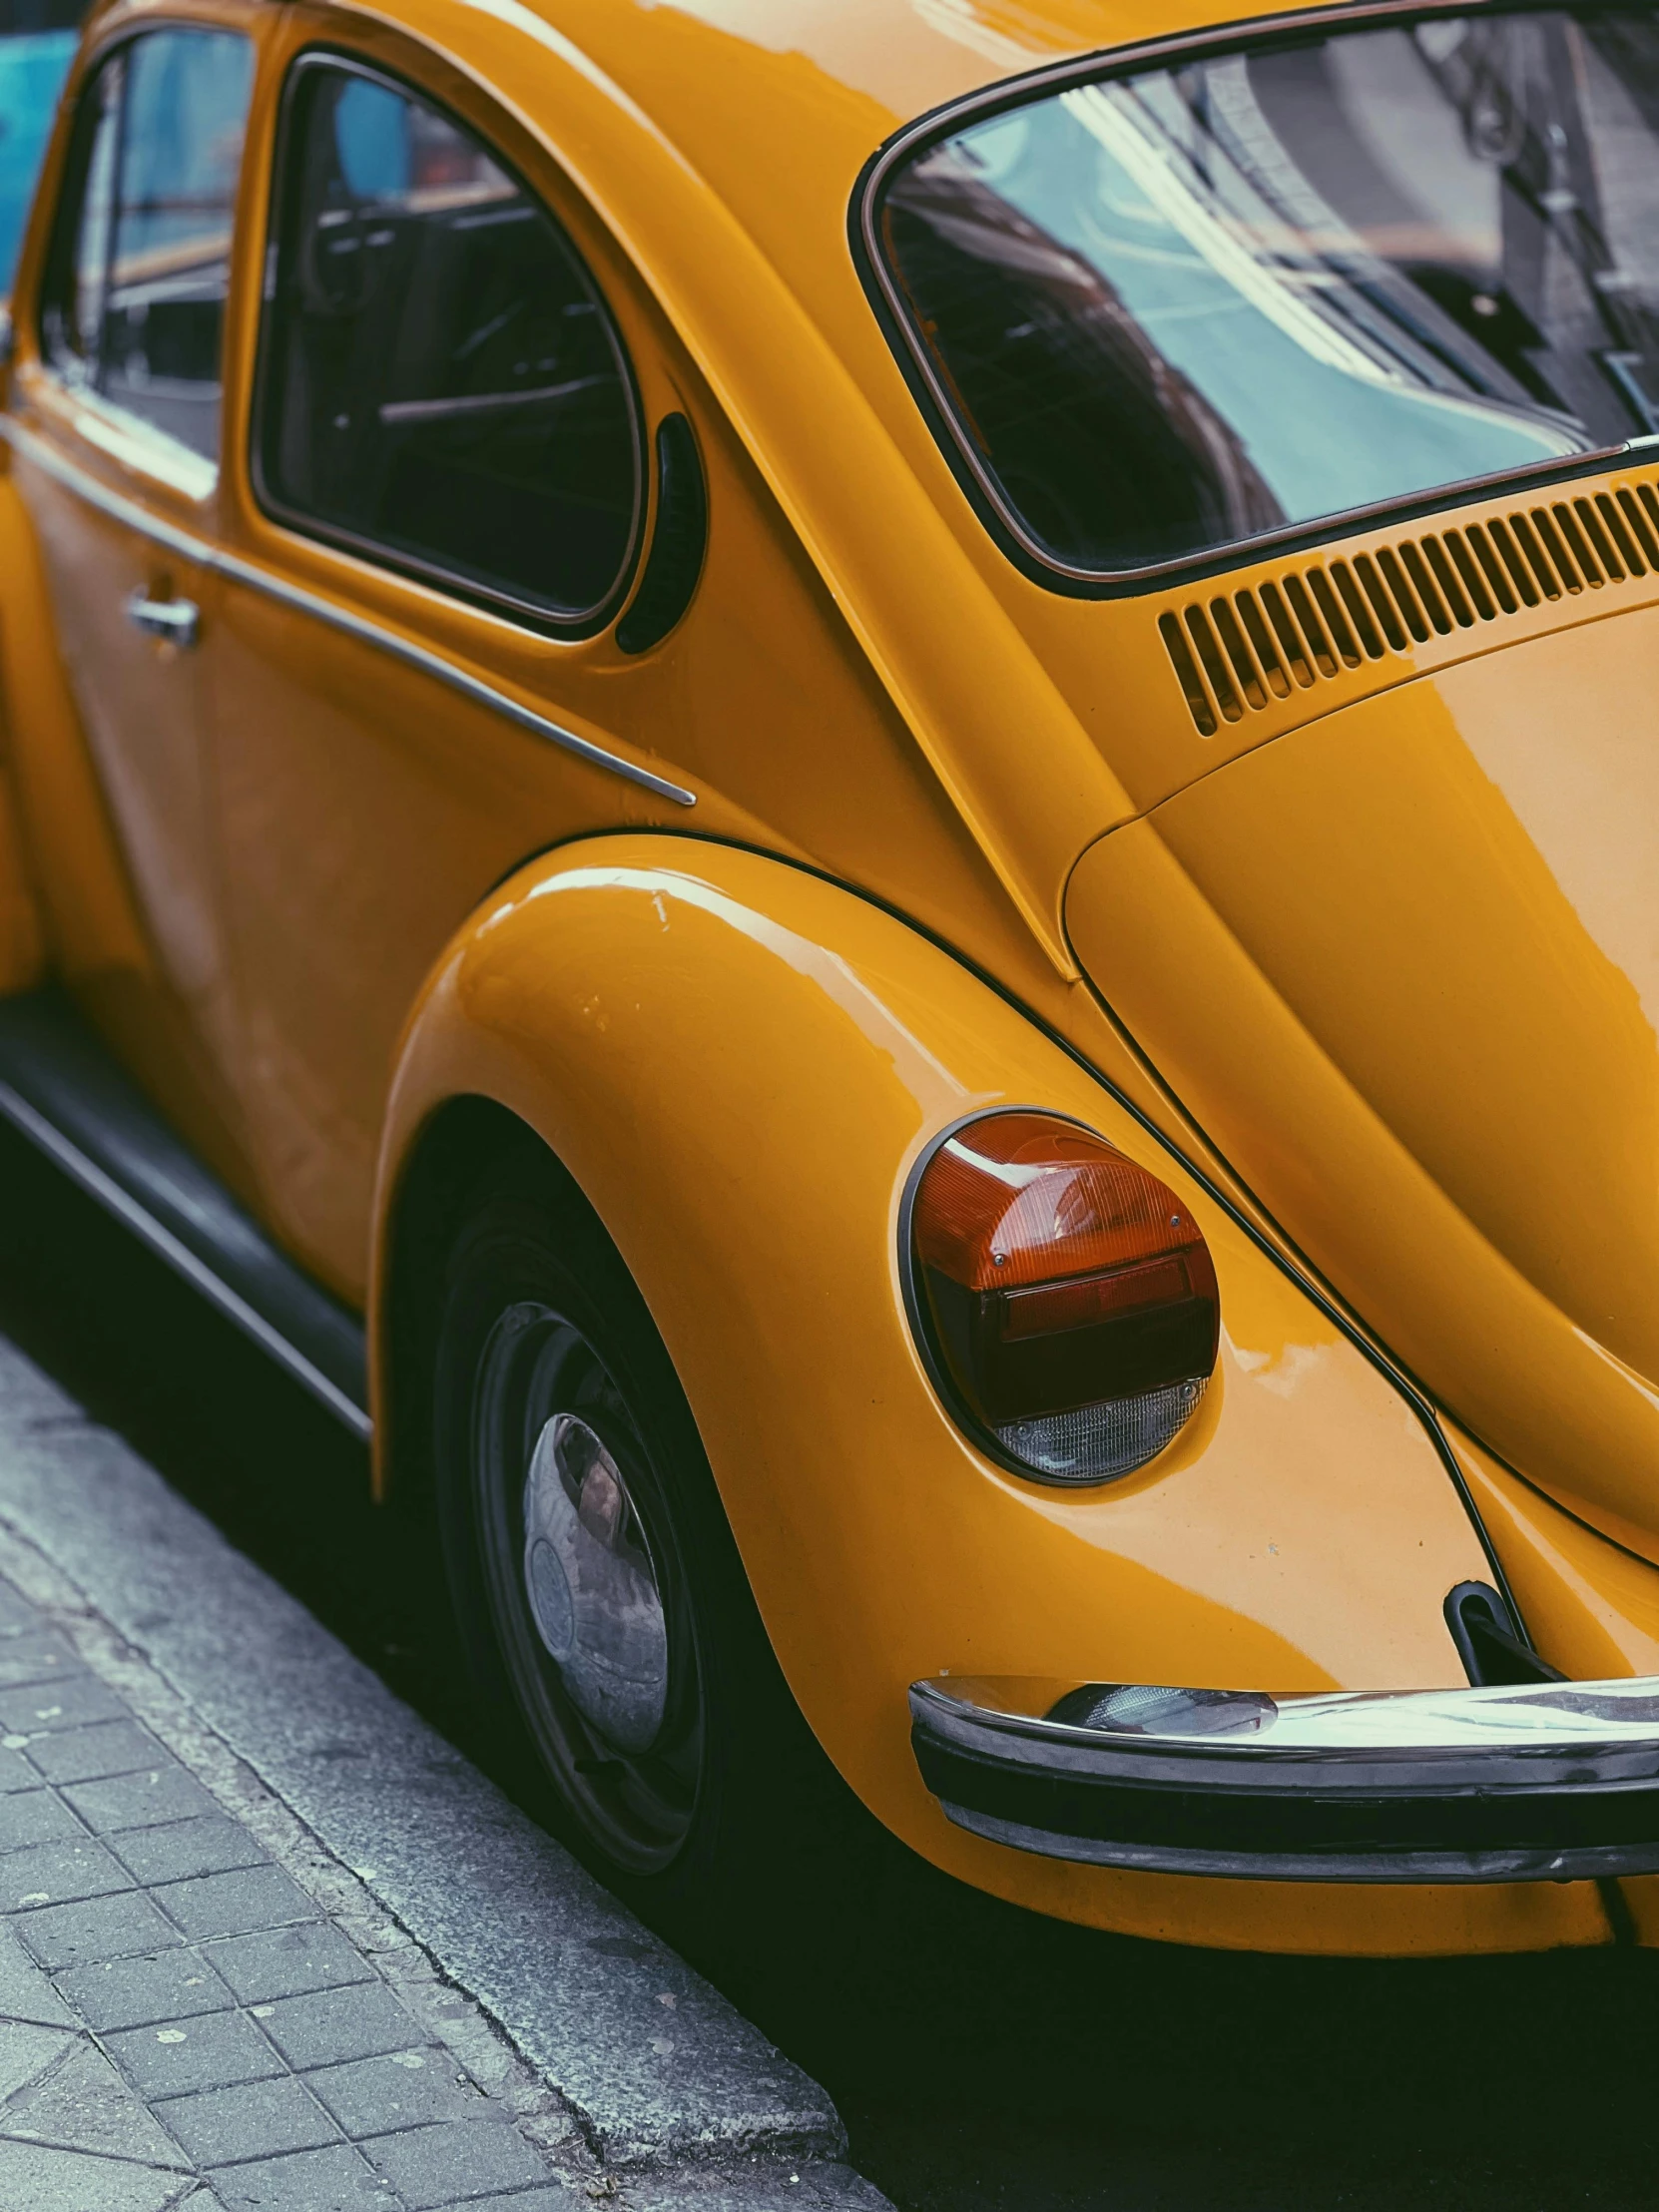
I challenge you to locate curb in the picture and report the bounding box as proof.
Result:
[0,1336,886,2201]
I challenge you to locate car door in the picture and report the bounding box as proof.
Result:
[7,16,258,1178]
[205,28,693,1300]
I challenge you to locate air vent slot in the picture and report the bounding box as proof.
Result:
[1160,479,1659,733]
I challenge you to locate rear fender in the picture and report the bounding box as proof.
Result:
[374,835,1603,1953]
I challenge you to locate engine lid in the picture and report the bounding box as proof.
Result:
[1066,604,1659,1552]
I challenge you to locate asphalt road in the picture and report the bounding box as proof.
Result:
[2,1115,1655,2212]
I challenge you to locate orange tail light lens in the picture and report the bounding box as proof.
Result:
[906,1112,1219,1484]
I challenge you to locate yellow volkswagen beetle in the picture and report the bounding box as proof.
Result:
[5,0,1659,1959]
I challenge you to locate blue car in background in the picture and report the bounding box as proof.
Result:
[0,4,80,293]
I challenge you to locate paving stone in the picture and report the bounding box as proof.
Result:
[24,1720,163,1786]
[363,2117,552,2207]
[426,2192,577,2211]
[0,1743,43,1795]
[258,1980,425,2070]
[56,1946,235,2031]
[0,2137,191,2211]
[111,1816,270,1887]
[209,2141,390,2210]
[106,2006,285,2099]
[0,1671,129,1733]
[206,1923,376,2005]
[0,1923,78,2026]
[0,1580,39,1635]
[67,1764,220,1835]
[156,1865,319,1941]
[0,1627,78,1689]
[17,1887,181,1970]
[0,1787,85,1852]
[161,2071,341,2165]
[0,1337,863,2210]
[0,2013,75,2097]
[4,2036,193,2169]
[307,2047,485,2138]
[0,1834,132,1912]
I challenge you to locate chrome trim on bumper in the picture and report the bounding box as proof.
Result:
[910,1675,1659,1883]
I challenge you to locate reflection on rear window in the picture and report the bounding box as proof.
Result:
[873,12,1659,579]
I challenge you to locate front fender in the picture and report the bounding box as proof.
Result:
[375,836,1604,1954]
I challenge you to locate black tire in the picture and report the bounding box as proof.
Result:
[431,1134,825,1932]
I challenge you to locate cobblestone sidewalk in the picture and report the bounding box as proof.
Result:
[0,1333,878,2212]
[0,1558,588,2211]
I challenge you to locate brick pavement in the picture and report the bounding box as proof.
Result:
[0,1334,882,2212]
[0,1566,583,2211]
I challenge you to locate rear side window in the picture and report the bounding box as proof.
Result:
[255,58,643,628]
[40,28,254,464]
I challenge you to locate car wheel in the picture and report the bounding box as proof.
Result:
[431,1138,814,1921]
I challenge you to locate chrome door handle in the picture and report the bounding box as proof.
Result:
[126,591,200,648]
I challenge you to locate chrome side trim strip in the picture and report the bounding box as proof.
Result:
[911,1675,1659,1884]
[207,544,696,805]
[1,416,697,809]
[0,1075,371,1438]
[4,417,209,565]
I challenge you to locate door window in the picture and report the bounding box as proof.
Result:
[254,59,642,629]
[40,28,254,465]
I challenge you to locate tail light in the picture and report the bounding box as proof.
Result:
[905,1111,1219,1484]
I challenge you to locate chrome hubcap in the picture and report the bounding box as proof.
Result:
[521,1411,669,1756]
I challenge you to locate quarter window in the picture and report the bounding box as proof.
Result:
[255,60,642,627]
[40,29,254,465]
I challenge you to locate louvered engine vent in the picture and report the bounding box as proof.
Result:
[1159,481,1659,735]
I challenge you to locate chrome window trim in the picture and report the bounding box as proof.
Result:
[57,384,220,503]
[0,415,698,808]
[851,0,1659,598]
[34,21,254,494]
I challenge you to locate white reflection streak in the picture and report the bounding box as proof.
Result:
[524,867,971,1106]
[1059,84,1401,385]
[455,0,693,167]
[909,0,1041,69]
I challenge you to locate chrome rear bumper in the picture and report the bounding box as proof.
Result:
[910,1675,1659,1883]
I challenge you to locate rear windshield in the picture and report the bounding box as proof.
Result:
[871,10,1659,580]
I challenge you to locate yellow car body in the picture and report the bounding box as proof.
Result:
[3,0,1659,1954]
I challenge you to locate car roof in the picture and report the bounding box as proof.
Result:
[526,0,1302,228]
[564,0,1268,158]
[497,0,1314,388]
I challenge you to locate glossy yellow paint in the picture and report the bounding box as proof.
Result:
[0,0,1652,1952]
[188,0,1074,1296]
[1066,613,1659,1567]
[377,834,1607,1954]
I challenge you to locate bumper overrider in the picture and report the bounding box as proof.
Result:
[909,1676,1659,1883]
